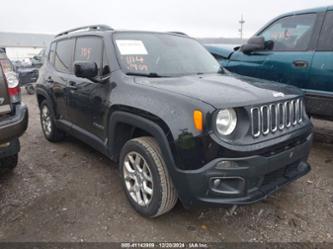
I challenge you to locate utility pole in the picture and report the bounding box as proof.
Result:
[239,14,245,41]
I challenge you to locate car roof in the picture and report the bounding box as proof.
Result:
[278,5,330,17]
[52,25,190,42]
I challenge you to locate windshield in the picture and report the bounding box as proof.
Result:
[113,32,221,77]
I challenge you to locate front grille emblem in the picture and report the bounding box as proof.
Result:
[0,97,4,105]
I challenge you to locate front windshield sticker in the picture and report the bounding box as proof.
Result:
[115,40,148,55]
[123,55,149,72]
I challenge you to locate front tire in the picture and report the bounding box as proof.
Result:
[0,154,18,174]
[40,100,65,142]
[120,137,178,218]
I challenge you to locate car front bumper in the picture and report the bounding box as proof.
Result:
[0,103,28,144]
[175,133,312,208]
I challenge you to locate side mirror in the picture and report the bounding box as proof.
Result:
[74,61,98,79]
[240,36,265,54]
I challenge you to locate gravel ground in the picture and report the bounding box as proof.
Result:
[0,93,332,242]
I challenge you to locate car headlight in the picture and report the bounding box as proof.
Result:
[216,108,237,136]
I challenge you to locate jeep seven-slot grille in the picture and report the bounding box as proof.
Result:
[250,98,304,138]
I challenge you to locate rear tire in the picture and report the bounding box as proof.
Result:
[120,137,178,218]
[0,154,18,174]
[40,100,65,142]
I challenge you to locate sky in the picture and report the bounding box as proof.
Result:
[1,0,332,38]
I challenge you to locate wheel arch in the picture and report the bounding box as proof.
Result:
[107,107,179,171]
[36,88,61,118]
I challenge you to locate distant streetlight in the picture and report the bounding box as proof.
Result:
[239,14,245,41]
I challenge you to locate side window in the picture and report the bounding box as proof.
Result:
[54,39,75,73]
[260,14,316,51]
[48,43,56,65]
[317,11,333,51]
[74,36,103,75]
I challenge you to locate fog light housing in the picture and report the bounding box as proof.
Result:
[215,160,238,170]
[209,177,245,195]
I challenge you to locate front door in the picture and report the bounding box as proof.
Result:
[66,36,107,137]
[257,13,318,88]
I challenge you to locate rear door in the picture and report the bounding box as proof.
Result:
[0,57,13,116]
[257,13,318,88]
[308,10,333,95]
[50,39,75,121]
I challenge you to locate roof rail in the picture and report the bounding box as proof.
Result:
[168,31,189,36]
[55,25,113,38]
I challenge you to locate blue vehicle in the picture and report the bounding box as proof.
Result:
[206,6,333,121]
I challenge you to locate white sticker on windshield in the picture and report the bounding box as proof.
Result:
[115,40,148,55]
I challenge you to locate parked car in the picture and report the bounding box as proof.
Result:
[12,60,40,95]
[31,49,46,68]
[0,48,28,174]
[16,67,39,94]
[36,25,313,217]
[206,6,333,121]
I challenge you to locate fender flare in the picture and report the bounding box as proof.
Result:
[35,88,58,116]
[108,111,175,164]
[108,110,183,182]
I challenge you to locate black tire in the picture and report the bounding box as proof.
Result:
[119,137,178,218]
[40,100,65,142]
[0,154,18,174]
[25,84,35,95]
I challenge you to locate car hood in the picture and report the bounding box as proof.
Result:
[205,44,237,59]
[134,73,303,109]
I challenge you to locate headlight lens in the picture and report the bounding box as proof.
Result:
[216,109,237,136]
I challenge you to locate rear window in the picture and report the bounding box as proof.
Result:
[54,39,75,73]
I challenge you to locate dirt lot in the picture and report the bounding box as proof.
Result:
[0,93,332,242]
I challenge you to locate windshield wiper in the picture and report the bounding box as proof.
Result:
[126,72,167,78]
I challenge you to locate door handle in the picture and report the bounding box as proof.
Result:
[292,60,308,68]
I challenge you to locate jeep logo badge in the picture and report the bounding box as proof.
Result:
[0,97,4,105]
[272,92,285,98]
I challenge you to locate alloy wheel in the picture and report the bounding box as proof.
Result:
[41,105,52,136]
[123,152,154,207]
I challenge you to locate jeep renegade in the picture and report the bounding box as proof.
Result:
[36,25,313,217]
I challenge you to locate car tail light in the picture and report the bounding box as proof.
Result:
[0,59,21,103]
[6,71,21,103]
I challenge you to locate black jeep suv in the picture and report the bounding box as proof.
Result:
[36,25,313,217]
[0,48,28,174]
